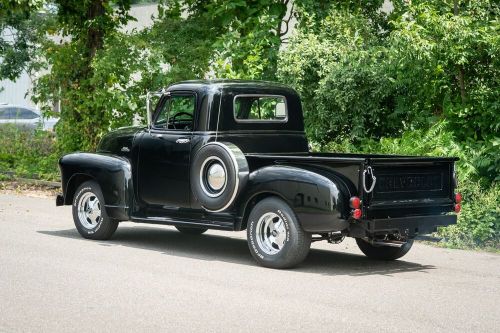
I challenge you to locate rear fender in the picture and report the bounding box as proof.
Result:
[59,153,132,220]
[238,165,351,233]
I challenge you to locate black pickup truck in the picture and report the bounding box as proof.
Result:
[57,80,461,268]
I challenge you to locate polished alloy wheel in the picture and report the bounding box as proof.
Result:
[255,212,287,255]
[77,192,102,229]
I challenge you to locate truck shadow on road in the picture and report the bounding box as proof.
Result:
[38,226,435,276]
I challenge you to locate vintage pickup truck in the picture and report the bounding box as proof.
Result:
[57,80,461,268]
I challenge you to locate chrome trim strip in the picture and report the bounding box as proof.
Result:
[215,88,223,141]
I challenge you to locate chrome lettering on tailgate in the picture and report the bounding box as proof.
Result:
[375,173,443,192]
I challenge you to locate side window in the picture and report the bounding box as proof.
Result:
[234,95,287,122]
[0,109,9,119]
[154,94,195,130]
[0,108,17,119]
[17,108,39,119]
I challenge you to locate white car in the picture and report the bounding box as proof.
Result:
[0,104,59,131]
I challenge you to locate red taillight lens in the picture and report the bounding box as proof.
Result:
[455,192,462,203]
[350,196,361,209]
[454,204,461,213]
[352,208,362,219]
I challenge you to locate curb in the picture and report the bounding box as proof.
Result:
[15,178,61,189]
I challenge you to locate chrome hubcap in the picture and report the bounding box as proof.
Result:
[255,212,287,255]
[77,192,102,229]
[207,163,226,191]
[200,156,227,198]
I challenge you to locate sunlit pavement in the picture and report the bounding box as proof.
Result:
[1,194,499,332]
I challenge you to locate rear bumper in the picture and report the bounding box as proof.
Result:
[362,214,457,237]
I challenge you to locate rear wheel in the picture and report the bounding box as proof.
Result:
[247,197,311,269]
[72,180,118,240]
[175,226,208,235]
[356,238,414,260]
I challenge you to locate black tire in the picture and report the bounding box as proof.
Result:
[190,142,248,212]
[72,180,118,240]
[175,226,208,235]
[355,238,414,260]
[247,197,311,269]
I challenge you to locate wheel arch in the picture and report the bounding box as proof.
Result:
[237,165,351,233]
[59,152,132,221]
[238,191,289,231]
[64,173,95,205]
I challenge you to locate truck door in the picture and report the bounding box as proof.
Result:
[137,92,196,208]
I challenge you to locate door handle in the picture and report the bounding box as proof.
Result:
[176,138,190,144]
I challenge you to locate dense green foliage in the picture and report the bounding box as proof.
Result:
[0,125,59,181]
[0,0,50,82]
[1,0,498,248]
[31,0,134,151]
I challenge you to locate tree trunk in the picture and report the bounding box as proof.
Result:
[86,0,106,61]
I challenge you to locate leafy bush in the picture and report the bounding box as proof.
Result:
[440,182,499,249]
[279,1,500,146]
[0,125,59,181]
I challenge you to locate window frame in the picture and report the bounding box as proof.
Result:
[151,91,197,132]
[233,94,288,123]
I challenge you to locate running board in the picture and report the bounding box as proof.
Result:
[130,215,234,231]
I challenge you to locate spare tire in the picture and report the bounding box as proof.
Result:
[190,142,249,212]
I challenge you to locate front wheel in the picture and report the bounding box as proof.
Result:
[356,238,414,260]
[247,197,311,269]
[72,180,118,240]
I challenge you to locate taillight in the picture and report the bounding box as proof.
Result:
[454,204,461,213]
[350,196,361,209]
[455,192,462,203]
[350,196,362,220]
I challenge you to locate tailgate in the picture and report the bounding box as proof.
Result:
[364,157,457,218]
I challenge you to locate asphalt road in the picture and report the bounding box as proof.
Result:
[1,194,499,332]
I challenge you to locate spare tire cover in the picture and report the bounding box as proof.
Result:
[191,142,249,212]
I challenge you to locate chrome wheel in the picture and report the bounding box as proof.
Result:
[77,192,102,229]
[255,212,287,255]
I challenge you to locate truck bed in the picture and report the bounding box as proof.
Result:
[245,152,458,219]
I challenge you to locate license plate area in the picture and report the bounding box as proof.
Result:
[370,163,452,201]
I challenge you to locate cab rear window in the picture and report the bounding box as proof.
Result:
[234,95,287,122]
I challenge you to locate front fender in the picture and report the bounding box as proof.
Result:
[59,153,132,220]
[239,165,351,233]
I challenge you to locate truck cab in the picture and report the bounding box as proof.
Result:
[57,80,460,269]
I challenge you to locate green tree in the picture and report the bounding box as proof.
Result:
[279,0,499,151]
[0,0,48,82]
[33,0,133,151]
